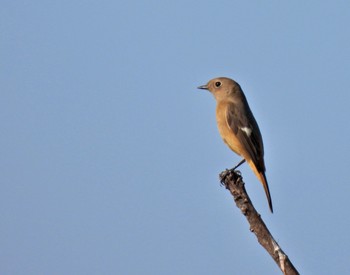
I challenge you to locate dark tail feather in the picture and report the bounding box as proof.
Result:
[260,172,273,213]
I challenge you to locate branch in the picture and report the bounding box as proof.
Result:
[219,169,299,275]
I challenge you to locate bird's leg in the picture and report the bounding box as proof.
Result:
[231,159,246,171]
[220,159,246,185]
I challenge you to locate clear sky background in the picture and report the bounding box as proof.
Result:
[1,1,350,274]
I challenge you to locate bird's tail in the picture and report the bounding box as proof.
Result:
[247,159,273,213]
[258,172,273,213]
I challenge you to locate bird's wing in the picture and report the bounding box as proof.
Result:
[226,102,265,171]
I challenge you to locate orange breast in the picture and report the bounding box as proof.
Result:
[216,102,243,157]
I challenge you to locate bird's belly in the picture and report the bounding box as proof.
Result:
[216,116,242,157]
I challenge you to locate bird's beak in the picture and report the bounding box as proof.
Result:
[197,84,208,90]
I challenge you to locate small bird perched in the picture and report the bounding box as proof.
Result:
[198,77,273,213]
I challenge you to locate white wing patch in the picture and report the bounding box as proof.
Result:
[240,127,252,136]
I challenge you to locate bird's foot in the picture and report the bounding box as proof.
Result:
[220,168,235,184]
[220,168,242,186]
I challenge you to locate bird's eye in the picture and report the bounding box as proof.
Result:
[215,81,221,87]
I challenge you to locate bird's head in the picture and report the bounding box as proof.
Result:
[198,77,242,102]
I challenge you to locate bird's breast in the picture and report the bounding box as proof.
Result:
[215,102,243,157]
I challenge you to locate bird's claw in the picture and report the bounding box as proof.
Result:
[220,169,233,185]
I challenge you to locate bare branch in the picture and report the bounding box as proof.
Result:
[219,169,299,275]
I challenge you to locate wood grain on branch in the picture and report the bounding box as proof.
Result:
[219,169,299,275]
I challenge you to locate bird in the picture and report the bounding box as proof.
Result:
[198,77,273,213]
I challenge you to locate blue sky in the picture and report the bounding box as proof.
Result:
[1,1,350,274]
